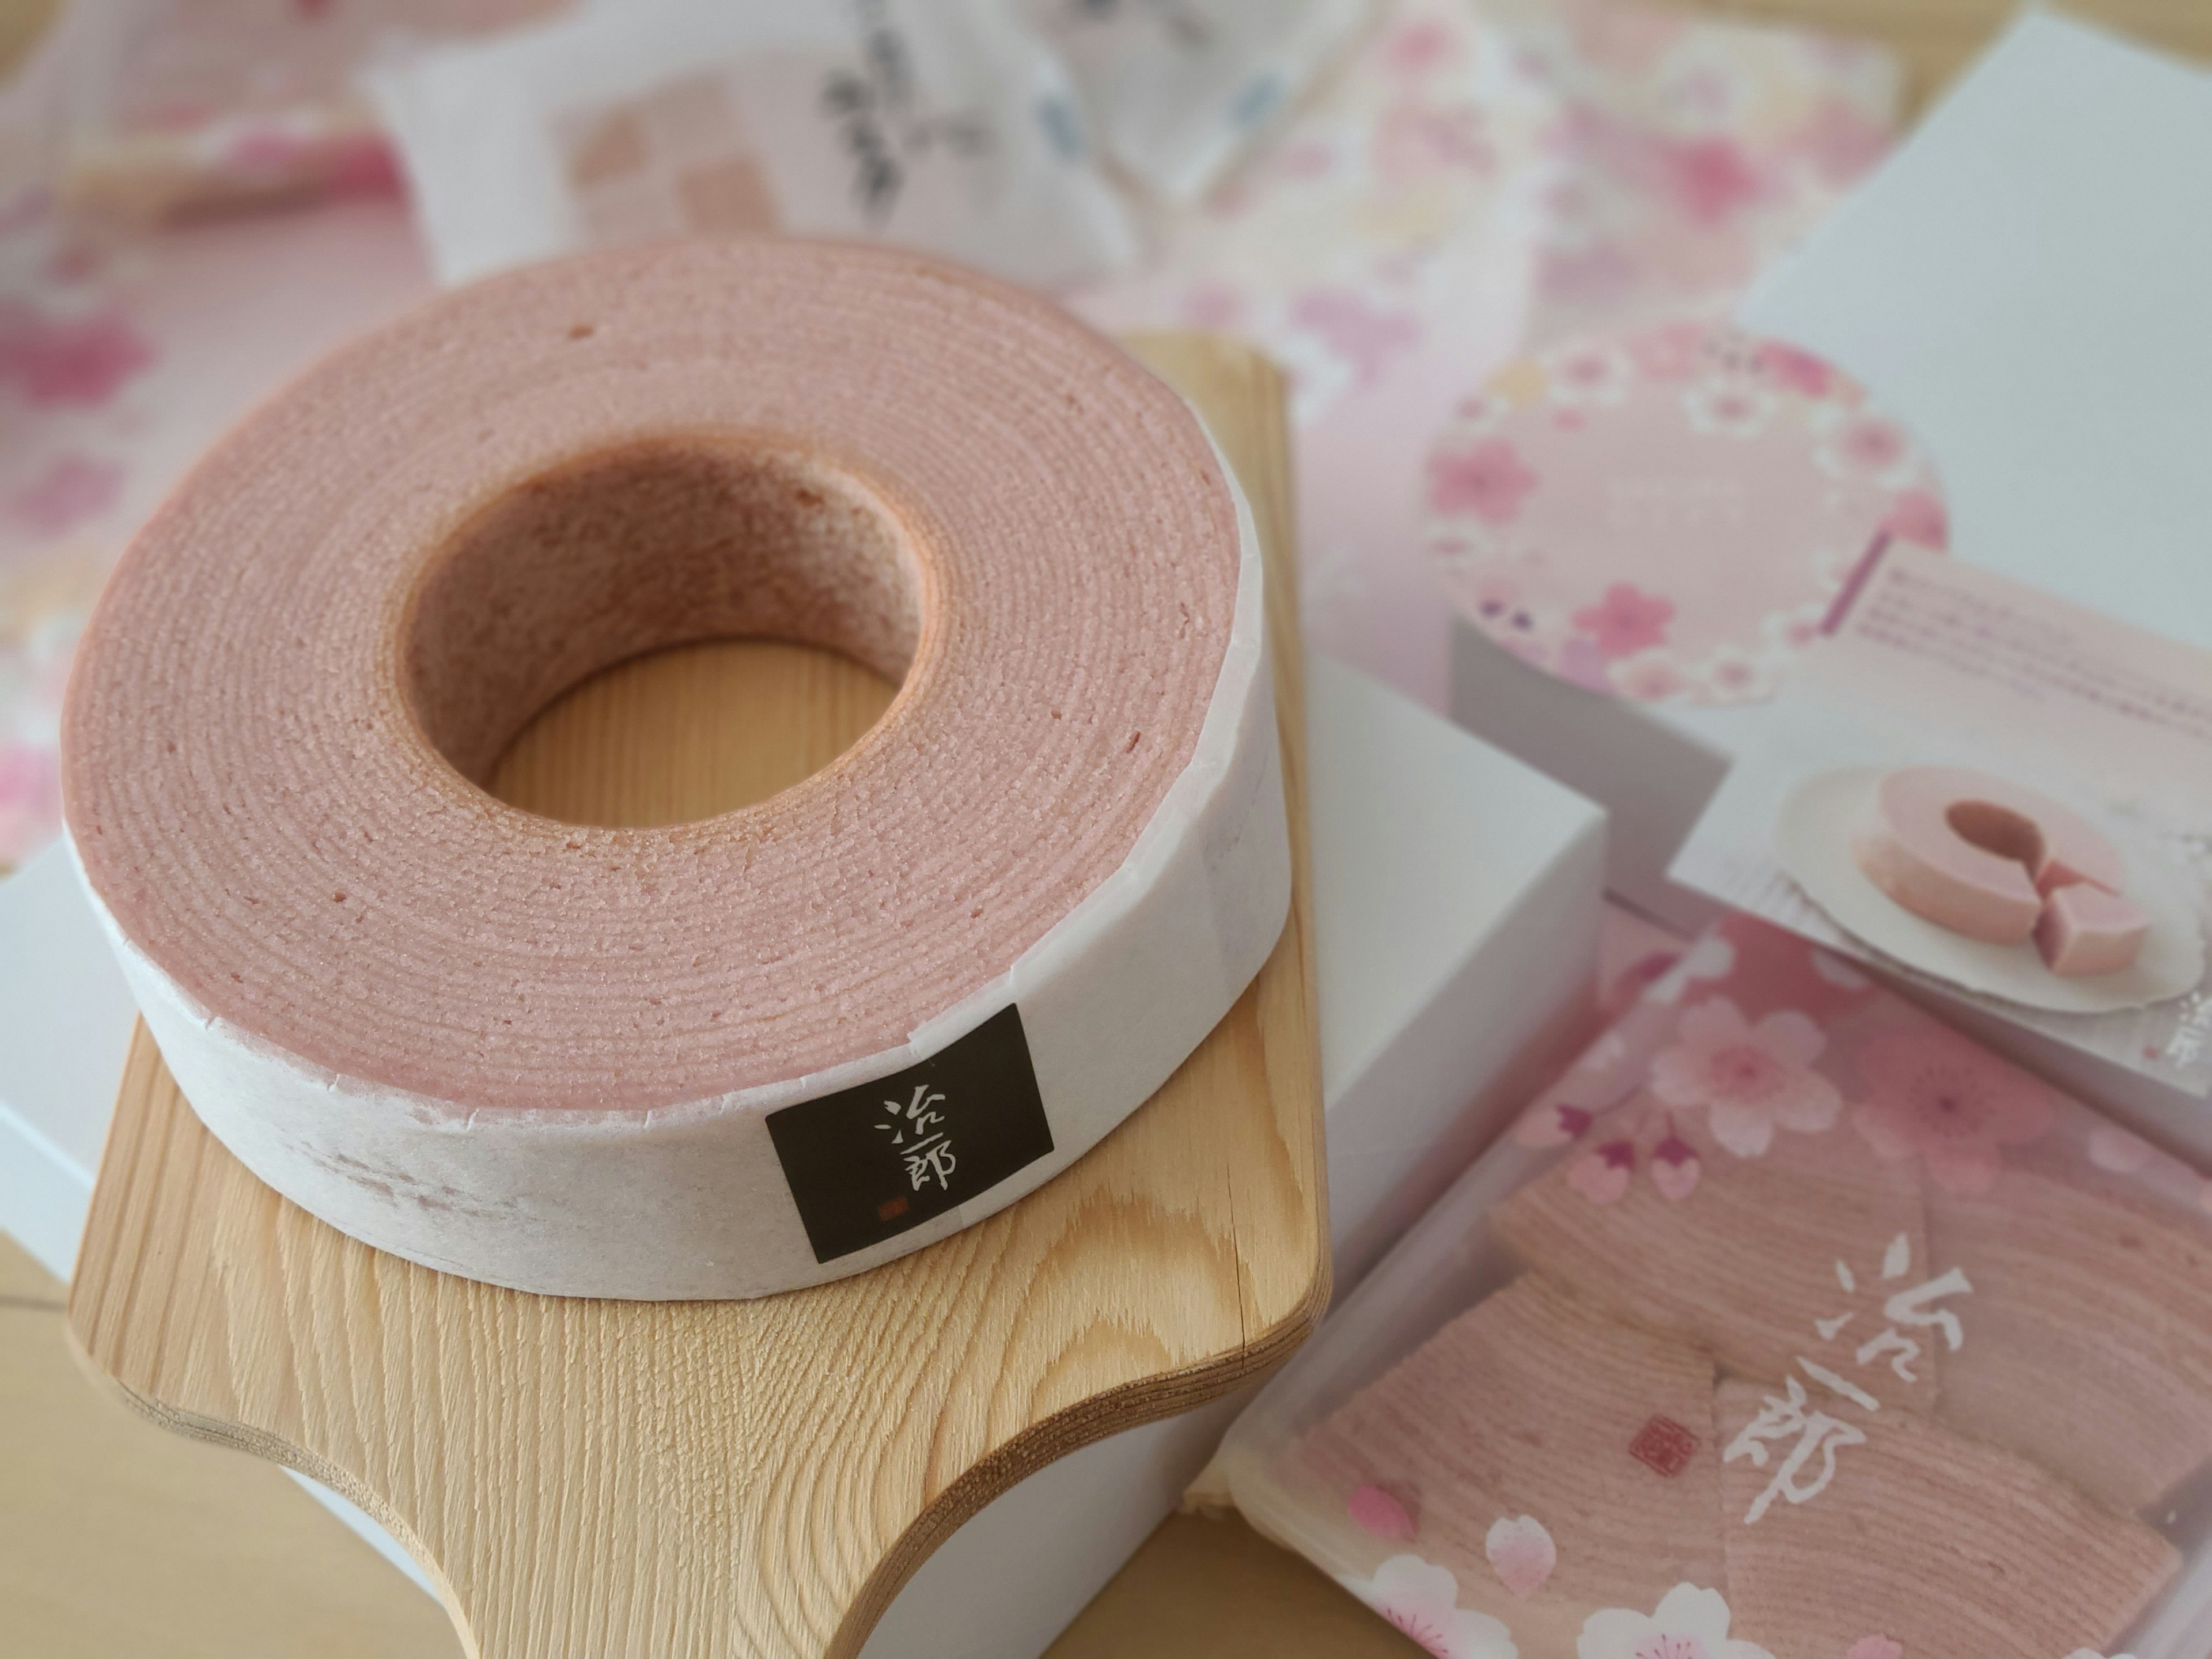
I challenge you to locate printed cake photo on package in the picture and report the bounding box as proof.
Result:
[59,238,1289,1300]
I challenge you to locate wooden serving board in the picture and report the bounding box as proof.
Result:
[65,335,1328,1659]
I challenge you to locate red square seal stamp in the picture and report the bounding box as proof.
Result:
[1630,1414,1701,1477]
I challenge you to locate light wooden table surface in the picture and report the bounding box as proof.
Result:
[5,2,2212,1657]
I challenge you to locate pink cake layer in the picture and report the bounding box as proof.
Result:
[63,240,1240,1113]
[2035,882,2150,978]
[1855,766,2125,945]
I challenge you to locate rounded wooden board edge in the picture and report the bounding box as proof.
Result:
[61,1301,469,1616]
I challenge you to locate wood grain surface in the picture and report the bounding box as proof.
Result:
[1,1234,460,1659]
[63,335,1328,1659]
[1697,0,2211,108]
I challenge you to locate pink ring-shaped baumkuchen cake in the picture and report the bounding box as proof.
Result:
[61,239,1288,1299]
[1852,766,2146,975]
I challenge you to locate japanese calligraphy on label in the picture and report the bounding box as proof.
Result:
[766,1004,1055,1263]
[1722,1231,1972,1524]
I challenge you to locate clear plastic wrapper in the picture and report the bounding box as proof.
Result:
[1208,911,2212,1657]
[1025,0,1375,202]
[366,0,1136,290]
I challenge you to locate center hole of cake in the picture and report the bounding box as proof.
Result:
[1946,800,2046,874]
[402,438,918,828]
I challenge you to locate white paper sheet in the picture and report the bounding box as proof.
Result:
[1740,11,2212,650]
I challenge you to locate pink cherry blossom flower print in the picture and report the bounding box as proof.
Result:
[1337,1556,1517,1659]
[1429,438,1537,526]
[1385,18,1457,77]
[1451,392,1506,432]
[1881,488,1948,549]
[0,743,61,868]
[1819,414,1911,482]
[1376,104,1494,181]
[1650,997,1841,1158]
[1290,289,1422,390]
[9,454,124,535]
[1545,340,1634,407]
[1647,932,1735,1005]
[1605,952,1681,1016]
[1852,1025,2055,1195]
[1754,340,1836,399]
[1578,1583,1774,1659]
[1649,1128,1700,1202]
[1697,647,1768,701]
[1705,915,1879,1024]
[1569,1138,1636,1203]
[0,302,154,407]
[1683,380,1775,438]
[1626,321,1707,383]
[1573,583,1675,657]
[1516,1099,1595,1149]
[1464,570,1521,625]
[1790,99,1891,185]
[1611,653,1689,702]
[1558,635,1617,691]
[1484,1514,1556,1597]
[1657,135,1766,225]
[1350,1484,1418,1541]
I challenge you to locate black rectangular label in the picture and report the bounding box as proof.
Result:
[766,1003,1055,1263]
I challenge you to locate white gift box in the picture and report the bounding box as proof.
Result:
[0,651,1606,1653]
[865,656,1604,1658]
[1452,618,1749,934]
[1741,10,2212,657]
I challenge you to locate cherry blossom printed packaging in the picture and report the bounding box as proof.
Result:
[1199,912,2212,1658]
[1496,0,1901,347]
[1442,320,1940,930]
[1069,0,1562,711]
[1435,321,1939,708]
[1073,0,1903,719]
[365,0,1136,289]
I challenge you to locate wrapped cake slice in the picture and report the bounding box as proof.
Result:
[1203,914,2212,1657]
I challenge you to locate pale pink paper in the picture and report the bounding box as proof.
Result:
[1429,320,1942,706]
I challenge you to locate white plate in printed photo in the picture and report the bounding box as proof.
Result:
[1776,765,2206,1014]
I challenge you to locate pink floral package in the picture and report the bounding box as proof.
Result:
[1204,912,2212,1658]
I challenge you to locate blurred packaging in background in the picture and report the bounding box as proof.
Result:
[0,0,1902,869]
[4,0,567,217]
[1027,0,1376,202]
[367,0,1138,290]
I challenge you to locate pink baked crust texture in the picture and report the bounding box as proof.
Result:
[1852,766,2147,976]
[62,238,1242,1113]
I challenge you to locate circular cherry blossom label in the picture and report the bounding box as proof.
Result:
[1427,320,1945,706]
